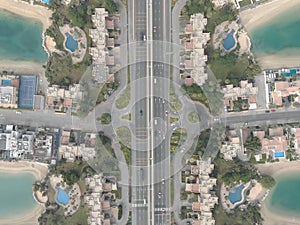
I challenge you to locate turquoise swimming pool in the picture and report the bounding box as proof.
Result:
[223,29,236,51]
[229,184,245,204]
[65,33,78,52]
[57,188,70,205]
[274,151,285,159]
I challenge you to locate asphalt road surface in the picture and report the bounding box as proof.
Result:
[152,0,172,224]
[128,0,151,224]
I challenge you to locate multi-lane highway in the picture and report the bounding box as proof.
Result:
[151,0,172,224]
[128,0,151,224]
[128,0,172,223]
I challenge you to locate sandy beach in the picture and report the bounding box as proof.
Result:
[240,0,300,33]
[0,0,52,31]
[0,60,45,74]
[0,161,48,225]
[240,0,300,69]
[257,161,300,225]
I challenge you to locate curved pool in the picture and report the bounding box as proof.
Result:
[223,29,236,51]
[65,33,78,52]
[229,184,245,204]
[57,188,70,205]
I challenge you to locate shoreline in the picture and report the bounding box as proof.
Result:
[240,0,300,69]
[0,161,48,225]
[257,161,300,225]
[0,0,52,32]
[240,0,300,33]
[0,0,53,59]
[0,60,46,74]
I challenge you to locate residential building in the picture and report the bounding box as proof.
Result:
[59,131,96,162]
[180,13,210,86]
[0,75,19,109]
[184,157,218,225]
[291,127,300,152]
[260,127,288,159]
[221,135,241,160]
[0,125,58,162]
[212,0,233,7]
[46,84,83,112]
[85,174,118,225]
[271,80,300,106]
[89,8,115,83]
[223,80,258,111]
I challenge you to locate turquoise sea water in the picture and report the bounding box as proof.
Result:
[268,173,300,217]
[0,172,37,219]
[0,9,48,62]
[250,4,300,57]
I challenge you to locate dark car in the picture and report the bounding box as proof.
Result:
[140,110,143,116]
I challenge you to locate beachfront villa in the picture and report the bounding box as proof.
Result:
[0,75,19,109]
[253,127,288,161]
[270,80,300,107]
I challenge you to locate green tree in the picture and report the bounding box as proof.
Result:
[258,175,276,189]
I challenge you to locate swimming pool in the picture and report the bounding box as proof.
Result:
[41,0,50,4]
[284,69,299,77]
[229,184,245,204]
[274,151,285,159]
[223,29,236,51]
[65,33,78,52]
[56,188,70,205]
[1,80,11,86]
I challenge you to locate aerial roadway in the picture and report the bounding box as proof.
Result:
[151,0,172,224]
[128,0,152,224]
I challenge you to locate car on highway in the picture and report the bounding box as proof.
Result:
[140,168,144,180]
[265,110,270,113]
[140,110,143,116]
[153,26,157,32]
[143,34,146,41]
[16,111,22,115]
[158,192,161,198]
[271,109,276,112]
[165,111,168,116]
[161,179,165,184]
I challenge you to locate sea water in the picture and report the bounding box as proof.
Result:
[0,9,48,62]
[267,173,300,218]
[0,172,37,219]
[249,4,300,57]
